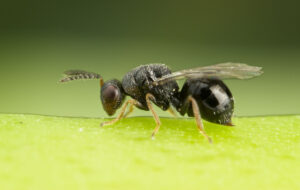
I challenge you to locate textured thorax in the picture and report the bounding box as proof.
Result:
[122,64,179,110]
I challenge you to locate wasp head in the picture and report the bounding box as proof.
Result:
[100,79,125,116]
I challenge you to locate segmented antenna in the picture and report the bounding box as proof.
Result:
[59,70,102,83]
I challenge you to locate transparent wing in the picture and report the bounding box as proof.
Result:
[153,63,263,85]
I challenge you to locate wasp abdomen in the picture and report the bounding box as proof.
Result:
[179,78,234,125]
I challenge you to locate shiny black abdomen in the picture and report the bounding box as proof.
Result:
[122,64,180,111]
[179,78,234,125]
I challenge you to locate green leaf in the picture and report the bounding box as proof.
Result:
[0,114,299,190]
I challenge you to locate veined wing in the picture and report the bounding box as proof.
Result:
[152,63,263,85]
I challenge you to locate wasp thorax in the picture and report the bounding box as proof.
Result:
[100,79,125,116]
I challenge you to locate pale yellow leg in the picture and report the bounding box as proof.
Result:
[100,99,138,127]
[167,107,177,118]
[188,96,213,144]
[145,93,161,139]
[123,103,135,119]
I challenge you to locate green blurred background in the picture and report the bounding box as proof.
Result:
[0,0,299,118]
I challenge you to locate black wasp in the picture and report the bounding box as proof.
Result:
[60,63,263,143]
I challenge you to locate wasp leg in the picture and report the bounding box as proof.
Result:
[188,96,213,144]
[224,122,235,127]
[145,93,161,139]
[100,99,139,127]
[167,107,177,118]
[123,103,135,119]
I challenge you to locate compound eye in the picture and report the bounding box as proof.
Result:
[102,85,119,103]
[101,80,124,116]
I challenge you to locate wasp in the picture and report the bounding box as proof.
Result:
[60,63,263,143]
